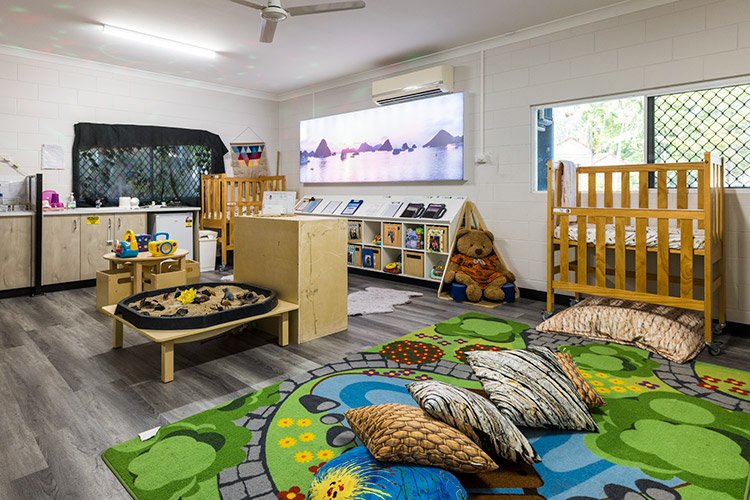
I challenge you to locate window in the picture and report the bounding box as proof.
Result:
[650,84,750,188]
[73,123,227,207]
[535,82,750,190]
[535,96,645,191]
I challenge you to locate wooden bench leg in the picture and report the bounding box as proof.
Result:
[113,319,123,349]
[161,341,175,383]
[278,312,289,347]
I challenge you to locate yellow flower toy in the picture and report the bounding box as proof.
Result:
[177,288,197,304]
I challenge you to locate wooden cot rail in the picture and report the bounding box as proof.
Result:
[546,152,725,350]
[200,173,285,267]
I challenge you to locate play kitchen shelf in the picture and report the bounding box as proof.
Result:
[297,195,465,282]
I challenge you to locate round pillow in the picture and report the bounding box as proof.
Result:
[308,447,467,500]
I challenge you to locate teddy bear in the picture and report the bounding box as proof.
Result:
[443,228,516,302]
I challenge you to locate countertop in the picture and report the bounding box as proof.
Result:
[0,210,33,217]
[0,206,201,217]
[43,206,201,216]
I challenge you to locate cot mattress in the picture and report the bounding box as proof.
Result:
[554,223,705,250]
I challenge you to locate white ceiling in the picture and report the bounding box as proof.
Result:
[1,0,662,97]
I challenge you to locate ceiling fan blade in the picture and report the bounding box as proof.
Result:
[228,0,265,10]
[259,18,278,43]
[287,1,365,16]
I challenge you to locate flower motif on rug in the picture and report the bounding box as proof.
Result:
[278,486,305,500]
[295,451,314,463]
[379,340,444,364]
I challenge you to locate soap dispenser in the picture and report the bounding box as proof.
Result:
[68,192,76,209]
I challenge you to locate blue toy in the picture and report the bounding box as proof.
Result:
[405,227,424,250]
[115,230,139,258]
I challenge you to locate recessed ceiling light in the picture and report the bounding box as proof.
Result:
[101,24,216,59]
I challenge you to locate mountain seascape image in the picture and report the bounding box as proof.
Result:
[300,93,464,183]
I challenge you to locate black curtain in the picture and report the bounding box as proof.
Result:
[72,123,227,206]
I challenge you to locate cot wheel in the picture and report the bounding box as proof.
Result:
[541,310,553,320]
[712,322,726,335]
[707,342,721,356]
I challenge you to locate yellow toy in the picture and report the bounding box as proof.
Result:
[148,232,178,257]
[115,230,139,258]
[176,288,197,304]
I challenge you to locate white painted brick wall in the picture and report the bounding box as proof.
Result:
[0,52,279,202]
[278,0,750,324]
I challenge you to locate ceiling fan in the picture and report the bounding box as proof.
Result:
[230,0,366,43]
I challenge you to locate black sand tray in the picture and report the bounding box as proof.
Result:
[115,282,278,330]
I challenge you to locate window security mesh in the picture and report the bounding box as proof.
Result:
[653,84,750,188]
[77,145,211,206]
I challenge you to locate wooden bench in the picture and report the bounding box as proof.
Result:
[101,300,299,383]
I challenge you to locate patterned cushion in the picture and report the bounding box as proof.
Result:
[407,381,540,464]
[555,351,606,408]
[465,349,599,432]
[344,403,498,473]
[308,446,468,500]
[536,296,704,363]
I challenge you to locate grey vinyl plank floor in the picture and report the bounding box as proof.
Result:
[0,271,747,499]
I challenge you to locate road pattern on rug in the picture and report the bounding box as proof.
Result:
[103,312,750,500]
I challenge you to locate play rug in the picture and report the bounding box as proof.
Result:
[102,312,750,500]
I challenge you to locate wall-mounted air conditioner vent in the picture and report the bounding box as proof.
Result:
[372,65,454,106]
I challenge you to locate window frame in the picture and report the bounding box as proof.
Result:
[532,76,750,192]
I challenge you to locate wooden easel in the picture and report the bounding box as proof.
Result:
[437,201,516,309]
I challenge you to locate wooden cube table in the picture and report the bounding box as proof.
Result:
[101,300,299,383]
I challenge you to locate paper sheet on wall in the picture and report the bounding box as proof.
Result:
[42,144,65,170]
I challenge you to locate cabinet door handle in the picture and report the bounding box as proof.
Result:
[73,219,77,231]
[107,218,113,244]
[118,217,121,230]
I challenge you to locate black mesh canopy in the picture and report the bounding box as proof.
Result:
[73,123,228,207]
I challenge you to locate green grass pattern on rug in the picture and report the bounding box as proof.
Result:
[103,313,750,500]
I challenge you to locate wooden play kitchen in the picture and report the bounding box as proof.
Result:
[102,299,298,383]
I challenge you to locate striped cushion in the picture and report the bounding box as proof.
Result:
[407,381,540,464]
[555,351,606,408]
[466,348,599,432]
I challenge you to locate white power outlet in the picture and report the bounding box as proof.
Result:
[475,152,491,164]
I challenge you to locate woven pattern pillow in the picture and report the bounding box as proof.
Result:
[465,349,598,432]
[555,351,606,408]
[535,296,704,363]
[344,403,498,473]
[407,381,540,464]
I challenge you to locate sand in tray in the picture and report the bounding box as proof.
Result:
[128,285,269,317]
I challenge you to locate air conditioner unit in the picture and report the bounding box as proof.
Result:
[372,65,454,106]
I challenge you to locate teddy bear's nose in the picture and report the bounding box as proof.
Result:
[475,249,482,256]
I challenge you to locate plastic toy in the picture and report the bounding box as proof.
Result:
[372,234,382,245]
[430,264,444,280]
[405,227,424,250]
[383,261,402,274]
[176,288,197,305]
[148,232,178,257]
[115,230,140,258]
[135,233,152,252]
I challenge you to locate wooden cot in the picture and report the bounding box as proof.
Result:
[546,152,725,352]
[200,174,287,267]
